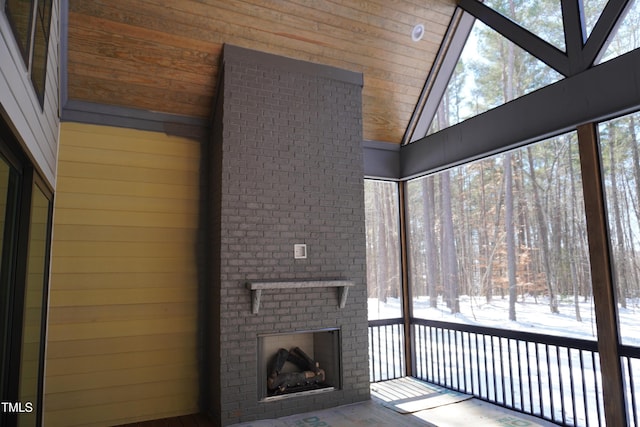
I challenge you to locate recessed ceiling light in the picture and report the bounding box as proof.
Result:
[411,24,425,42]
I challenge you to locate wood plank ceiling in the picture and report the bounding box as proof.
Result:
[66,0,457,144]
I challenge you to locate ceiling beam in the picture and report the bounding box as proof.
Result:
[401,48,640,180]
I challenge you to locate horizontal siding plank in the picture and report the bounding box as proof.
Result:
[49,287,197,307]
[57,145,199,172]
[45,379,196,411]
[61,122,201,154]
[47,302,196,324]
[46,363,198,393]
[56,160,200,185]
[52,240,196,258]
[47,411,199,427]
[53,208,198,228]
[46,333,195,359]
[51,256,196,274]
[56,176,199,199]
[46,347,197,376]
[52,224,197,243]
[55,193,198,216]
[46,316,197,342]
[49,272,199,291]
[44,393,198,427]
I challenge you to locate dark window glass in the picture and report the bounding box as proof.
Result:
[5,0,53,106]
[5,0,34,63]
[30,0,52,104]
[0,155,20,402]
[17,183,51,426]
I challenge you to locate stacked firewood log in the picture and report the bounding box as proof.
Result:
[267,347,326,393]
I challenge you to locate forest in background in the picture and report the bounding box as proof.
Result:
[364,0,640,342]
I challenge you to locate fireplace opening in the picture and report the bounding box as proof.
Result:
[258,329,341,401]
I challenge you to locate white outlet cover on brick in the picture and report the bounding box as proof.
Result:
[294,244,307,259]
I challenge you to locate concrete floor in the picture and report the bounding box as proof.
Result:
[229,377,559,427]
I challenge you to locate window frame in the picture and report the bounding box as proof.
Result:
[3,0,54,107]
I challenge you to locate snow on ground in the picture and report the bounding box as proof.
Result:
[368,295,640,426]
[368,295,640,347]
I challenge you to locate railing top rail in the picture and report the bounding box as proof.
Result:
[620,344,640,358]
[410,317,600,352]
[368,317,404,327]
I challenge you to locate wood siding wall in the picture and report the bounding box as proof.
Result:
[0,0,60,186]
[45,123,201,426]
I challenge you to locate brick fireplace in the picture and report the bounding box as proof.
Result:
[205,45,369,426]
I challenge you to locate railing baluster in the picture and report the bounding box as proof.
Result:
[580,350,589,427]
[466,332,473,393]
[482,334,489,400]
[556,346,566,425]
[443,328,449,387]
[430,325,435,383]
[475,332,482,397]
[526,341,533,414]
[626,356,638,427]
[390,325,396,378]
[516,340,523,411]
[499,337,506,405]
[593,352,602,427]
[536,342,544,419]
[400,324,405,376]
[568,347,577,427]
[378,325,382,381]
[436,327,442,385]
[370,318,633,427]
[369,325,375,382]
[415,325,427,378]
[490,335,497,402]
[545,344,555,423]
[454,330,460,390]
[447,330,458,390]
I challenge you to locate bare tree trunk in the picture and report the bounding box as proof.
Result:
[382,183,399,299]
[421,177,438,307]
[376,191,388,303]
[479,163,492,302]
[527,147,559,313]
[442,171,460,313]
[482,171,505,303]
[608,122,628,308]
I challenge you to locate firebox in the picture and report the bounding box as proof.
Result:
[258,329,341,401]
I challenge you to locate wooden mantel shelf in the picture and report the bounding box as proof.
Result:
[245,280,354,314]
